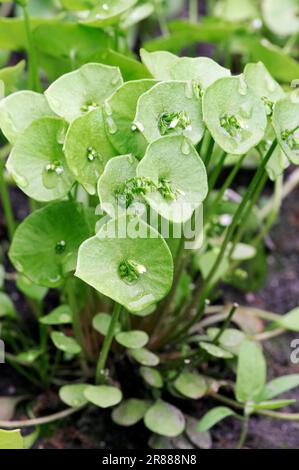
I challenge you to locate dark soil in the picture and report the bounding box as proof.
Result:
[1,181,299,449]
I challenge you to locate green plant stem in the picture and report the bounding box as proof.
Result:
[0,158,15,240]
[96,302,122,384]
[22,3,41,91]
[0,406,84,429]
[189,0,198,23]
[203,133,215,168]
[172,140,277,341]
[155,1,169,36]
[212,303,238,344]
[237,416,249,449]
[208,150,227,193]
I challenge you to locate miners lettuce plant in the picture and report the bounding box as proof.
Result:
[1,50,299,449]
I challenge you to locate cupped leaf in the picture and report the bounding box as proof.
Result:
[174,370,207,399]
[83,0,137,27]
[129,347,160,366]
[103,79,157,158]
[140,366,163,388]
[0,429,23,449]
[40,305,72,325]
[144,399,185,437]
[0,91,53,143]
[137,135,208,223]
[236,340,266,403]
[258,374,299,401]
[9,202,94,288]
[84,385,122,408]
[197,406,236,432]
[6,116,74,202]
[45,63,123,122]
[199,341,233,359]
[92,312,121,336]
[244,62,284,115]
[98,154,140,217]
[59,384,89,407]
[170,57,230,92]
[0,60,25,95]
[140,49,178,80]
[262,0,299,36]
[203,75,267,154]
[75,215,173,313]
[64,108,116,195]
[272,96,299,165]
[51,331,81,354]
[134,81,205,144]
[275,307,299,331]
[115,330,149,349]
[112,398,150,426]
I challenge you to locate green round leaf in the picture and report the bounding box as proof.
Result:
[75,215,173,313]
[0,91,53,143]
[84,385,122,408]
[16,274,48,302]
[115,330,148,349]
[137,135,208,223]
[174,370,207,399]
[98,154,139,217]
[40,305,72,325]
[83,0,137,27]
[45,63,123,122]
[92,312,121,336]
[170,57,230,92]
[140,49,178,80]
[262,0,299,36]
[140,366,163,388]
[203,75,267,155]
[244,62,284,115]
[134,81,205,145]
[272,96,299,165]
[112,398,150,426]
[199,341,233,359]
[9,202,94,288]
[59,384,89,408]
[51,331,81,354]
[129,347,159,366]
[144,400,185,437]
[103,79,157,158]
[64,108,116,195]
[6,116,74,202]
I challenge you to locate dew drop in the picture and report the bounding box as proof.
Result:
[102,3,109,10]
[55,240,66,254]
[42,161,64,189]
[48,274,62,284]
[181,138,191,155]
[134,121,145,132]
[238,76,248,96]
[86,146,99,162]
[131,123,137,132]
[106,116,118,134]
[104,101,113,116]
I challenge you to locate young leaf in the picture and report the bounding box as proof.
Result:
[134,81,204,145]
[64,108,116,195]
[252,399,296,411]
[112,398,150,426]
[0,429,23,449]
[129,347,160,366]
[140,366,163,388]
[59,384,89,408]
[75,215,173,313]
[0,292,15,317]
[6,117,74,202]
[259,374,299,401]
[144,400,185,437]
[16,275,47,302]
[92,312,121,336]
[98,154,139,217]
[83,0,137,27]
[170,56,230,92]
[199,341,234,359]
[40,305,72,325]
[0,90,53,143]
[115,330,149,349]
[16,349,41,364]
[45,63,123,122]
[51,331,81,355]
[140,49,178,80]
[272,96,299,165]
[0,60,25,95]
[203,75,267,155]
[174,370,207,399]
[103,79,157,158]
[137,135,208,223]
[9,202,94,288]
[84,385,122,408]
[236,340,266,403]
[197,406,236,432]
